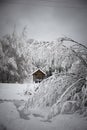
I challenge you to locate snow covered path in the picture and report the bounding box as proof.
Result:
[0,83,87,130]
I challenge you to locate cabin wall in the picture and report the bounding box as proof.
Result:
[33,72,45,83]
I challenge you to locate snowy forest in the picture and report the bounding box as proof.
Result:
[0,29,87,130]
[0,0,87,129]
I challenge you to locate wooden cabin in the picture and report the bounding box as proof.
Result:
[32,69,46,83]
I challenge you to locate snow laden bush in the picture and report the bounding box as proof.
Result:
[44,77,87,120]
[24,74,78,113]
[60,101,78,114]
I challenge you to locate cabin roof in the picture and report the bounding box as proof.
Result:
[32,69,46,75]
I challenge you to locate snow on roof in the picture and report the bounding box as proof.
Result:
[32,68,46,75]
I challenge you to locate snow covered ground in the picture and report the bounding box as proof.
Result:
[0,83,87,130]
[0,83,28,101]
[0,83,37,100]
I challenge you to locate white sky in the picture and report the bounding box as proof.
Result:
[0,0,87,44]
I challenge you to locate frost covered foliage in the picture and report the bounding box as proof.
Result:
[0,33,87,85]
[0,34,31,83]
[24,74,87,120]
[27,39,73,72]
[26,36,87,76]
[23,38,87,119]
[47,77,87,119]
[26,74,78,108]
